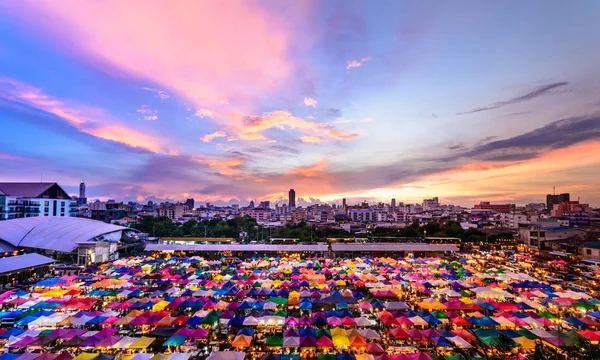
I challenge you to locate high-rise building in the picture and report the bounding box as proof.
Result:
[391,198,396,211]
[342,198,347,209]
[185,198,195,210]
[289,189,296,208]
[78,180,87,206]
[546,193,570,214]
[259,201,270,209]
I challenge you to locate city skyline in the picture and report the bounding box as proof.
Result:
[1,1,600,206]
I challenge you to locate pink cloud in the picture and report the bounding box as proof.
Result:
[303,97,317,107]
[0,153,22,161]
[346,56,371,70]
[200,131,227,143]
[0,77,172,154]
[142,87,170,101]
[334,118,373,124]
[19,1,294,111]
[136,104,158,121]
[195,109,216,118]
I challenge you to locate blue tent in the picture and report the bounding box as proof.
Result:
[466,316,499,327]
[228,317,245,326]
[299,328,316,337]
[237,328,254,336]
[563,317,587,327]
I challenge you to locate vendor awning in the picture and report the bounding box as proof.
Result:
[0,253,55,275]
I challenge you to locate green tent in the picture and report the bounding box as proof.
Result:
[316,329,331,338]
[515,329,539,340]
[473,329,502,346]
[201,311,220,325]
[537,311,557,319]
[574,301,596,311]
[432,310,448,319]
[274,310,287,317]
[266,335,283,347]
[317,355,336,360]
[267,297,288,305]
[163,335,186,346]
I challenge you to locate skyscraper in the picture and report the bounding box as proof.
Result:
[78,180,87,206]
[391,198,396,211]
[185,198,195,210]
[289,189,296,208]
[342,198,346,209]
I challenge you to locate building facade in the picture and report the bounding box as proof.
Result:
[546,193,570,214]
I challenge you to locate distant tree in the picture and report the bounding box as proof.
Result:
[531,341,561,360]
[562,336,600,359]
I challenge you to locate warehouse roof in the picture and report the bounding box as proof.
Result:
[0,253,56,275]
[145,243,328,252]
[331,243,458,252]
[0,217,128,252]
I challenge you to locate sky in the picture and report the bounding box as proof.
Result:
[1,0,600,207]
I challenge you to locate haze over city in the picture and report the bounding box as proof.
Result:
[1,1,600,206]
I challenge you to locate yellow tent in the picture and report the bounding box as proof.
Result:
[41,289,67,297]
[130,336,156,349]
[330,328,347,337]
[513,336,536,349]
[332,335,350,347]
[150,354,171,360]
[73,353,100,360]
[152,300,170,311]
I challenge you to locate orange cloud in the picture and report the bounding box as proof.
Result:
[238,110,358,142]
[300,136,321,143]
[0,78,170,153]
[293,159,328,177]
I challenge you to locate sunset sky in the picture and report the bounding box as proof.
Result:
[1,1,600,206]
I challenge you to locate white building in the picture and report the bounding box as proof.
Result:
[348,208,378,222]
[0,183,77,221]
[156,203,186,220]
[498,213,529,229]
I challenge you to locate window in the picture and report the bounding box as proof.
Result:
[44,207,49,213]
[587,249,592,255]
[45,201,49,206]
[61,201,65,207]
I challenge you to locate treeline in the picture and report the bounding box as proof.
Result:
[131,217,509,243]
[130,216,350,242]
[369,221,512,243]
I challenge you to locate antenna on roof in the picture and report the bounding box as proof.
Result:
[553,186,555,195]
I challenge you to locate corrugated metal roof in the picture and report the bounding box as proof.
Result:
[0,217,127,252]
[145,243,328,252]
[0,253,55,275]
[331,243,458,252]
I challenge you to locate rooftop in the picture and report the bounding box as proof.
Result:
[0,182,71,199]
[0,253,55,275]
[0,217,129,252]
